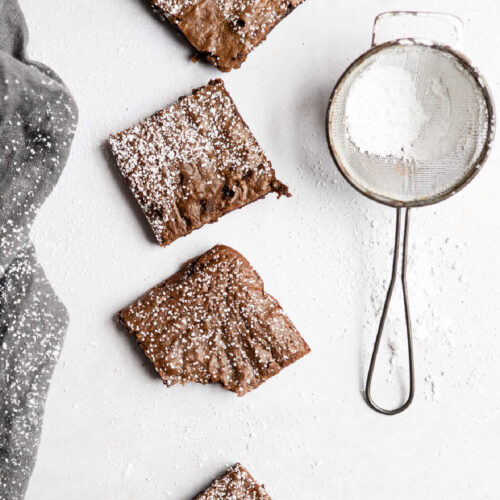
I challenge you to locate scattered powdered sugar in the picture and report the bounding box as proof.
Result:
[387,333,403,374]
[345,64,428,160]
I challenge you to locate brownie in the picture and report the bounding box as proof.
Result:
[108,79,289,247]
[150,0,306,72]
[193,463,272,500]
[118,245,310,396]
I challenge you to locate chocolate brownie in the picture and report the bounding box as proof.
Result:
[118,245,310,396]
[194,463,271,500]
[150,0,306,72]
[108,79,289,247]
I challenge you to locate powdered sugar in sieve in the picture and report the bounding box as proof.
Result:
[329,42,492,206]
[345,63,427,161]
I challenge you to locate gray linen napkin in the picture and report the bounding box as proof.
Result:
[0,1,78,498]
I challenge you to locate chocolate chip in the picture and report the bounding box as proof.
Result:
[222,185,235,198]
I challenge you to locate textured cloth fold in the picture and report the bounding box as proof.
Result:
[0,1,78,498]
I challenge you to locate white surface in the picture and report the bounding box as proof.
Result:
[21,0,500,498]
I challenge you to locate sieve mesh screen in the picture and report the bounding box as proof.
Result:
[328,43,491,205]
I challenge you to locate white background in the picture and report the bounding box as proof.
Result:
[21,0,500,498]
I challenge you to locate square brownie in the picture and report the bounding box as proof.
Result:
[108,79,289,247]
[194,463,271,500]
[118,245,310,396]
[151,0,306,72]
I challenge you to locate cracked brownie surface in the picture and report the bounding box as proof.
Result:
[108,79,289,246]
[151,0,306,71]
[118,245,310,396]
[194,463,272,500]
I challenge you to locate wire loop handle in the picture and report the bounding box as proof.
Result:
[365,208,415,415]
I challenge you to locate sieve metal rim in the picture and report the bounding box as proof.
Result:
[326,38,496,208]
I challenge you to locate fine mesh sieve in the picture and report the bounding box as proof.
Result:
[326,15,495,415]
[328,41,493,207]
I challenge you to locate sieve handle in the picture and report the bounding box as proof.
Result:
[365,208,415,415]
[372,11,464,50]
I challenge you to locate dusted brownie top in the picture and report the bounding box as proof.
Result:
[194,463,272,500]
[109,79,288,246]
[119,245,310,396]
[152,0,305,71]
